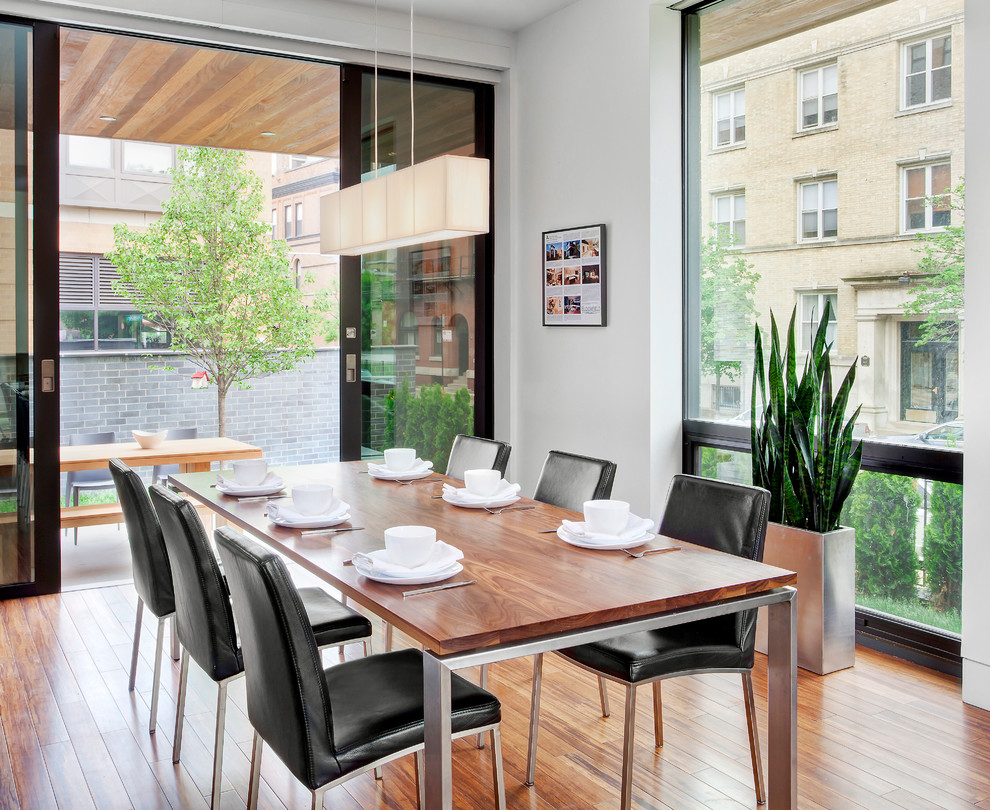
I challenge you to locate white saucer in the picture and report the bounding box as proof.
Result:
[441,492,520,509]
[353,561,463,585]
[269,512,351,529]
[557,526,655,550]
[216,480,286,497]
[368,467,435,481]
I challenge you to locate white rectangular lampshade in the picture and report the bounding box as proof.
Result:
[320,154,490,255]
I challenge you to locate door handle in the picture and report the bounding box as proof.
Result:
[41,359,55,393]
[346,353,357,383]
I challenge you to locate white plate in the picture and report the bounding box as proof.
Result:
[557,527,655,550]
[269,512,351,529]
[442,492,520,509]
[216,480,286,497]
[368,467,435,481]
[353,561,463,585]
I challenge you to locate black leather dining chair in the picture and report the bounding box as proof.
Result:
[445,433,511,480]
[148,484,374,810]
[532,449,617,511]
[109,458,177,734]
[65,431,117,544]
[526,474,771,809]
[151,426,197,484]
[215,526,507,810]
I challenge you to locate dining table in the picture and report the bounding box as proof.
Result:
[169,461,798,809]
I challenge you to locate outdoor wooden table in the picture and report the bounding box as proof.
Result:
[170,461,799,809]
[60,437,262,529]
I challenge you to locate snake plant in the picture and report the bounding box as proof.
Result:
[751,302,863,533]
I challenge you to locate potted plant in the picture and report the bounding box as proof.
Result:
[752,302,863,674]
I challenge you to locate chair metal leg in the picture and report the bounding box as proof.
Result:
[128,599,144,691]
[620,684,638,810]
[170,616,180,660]
[311,785,328,810]
[247,731,263,810]
[476,664,489,748]
[173,649,190,763]
[490,726,506,810]
[742,671,767,804]
[73,489,79,545]
[384,621,394,651]
[149,615,167,734]
[525,653,544,786]
[653,681,663,748]
[415,750,426,809]
[211,680,229,810]
[598,675,611,717]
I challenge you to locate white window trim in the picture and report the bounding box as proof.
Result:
[798,178,838,243]
[712,87,745,149]
[798,63,838,131]
[712,191,746,245]
[901,161,952,234]
[901,33,952,110]
[284,204,293,238]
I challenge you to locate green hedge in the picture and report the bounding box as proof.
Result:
[384,381,473,472]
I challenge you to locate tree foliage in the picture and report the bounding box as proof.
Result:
[384,381,473,472]
[903,179,964,344]
[107,147,330,435]
[842,472,919,600]
[923,481,962,611]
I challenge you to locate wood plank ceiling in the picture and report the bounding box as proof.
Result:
[58,29,342,157]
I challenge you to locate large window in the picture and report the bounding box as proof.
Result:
[903,35,952,108]
[799,64,838,130]
[903,162,952,232]
[66,135,112,170]
[713,88,745,147]
[713,192,745,244]
[800,179,837,241]
[799,291,837,351]
[122,141,173,175]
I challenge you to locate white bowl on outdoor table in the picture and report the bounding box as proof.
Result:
[133,430,167,449]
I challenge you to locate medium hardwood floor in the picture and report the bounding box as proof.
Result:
[1,583,989,809]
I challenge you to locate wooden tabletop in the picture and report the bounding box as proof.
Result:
[60,437,263,472]
[170,462,797,656]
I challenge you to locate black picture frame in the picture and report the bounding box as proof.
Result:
[542,223,606,326]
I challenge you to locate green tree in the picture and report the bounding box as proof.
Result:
[701,228,760,415]
[107,147,330,436]
[903,179,964,345]
[842,472,919,600]
[384,381,473,471]
[922,481,962,611]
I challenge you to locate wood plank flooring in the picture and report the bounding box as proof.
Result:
[1,583,989,809]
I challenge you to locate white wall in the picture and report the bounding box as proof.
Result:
[961,0,990,709]
[499,0,682,519]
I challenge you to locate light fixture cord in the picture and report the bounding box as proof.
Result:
[374,0,379,176]
[410,0,415,167]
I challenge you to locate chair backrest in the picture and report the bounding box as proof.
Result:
[70,431,115,447]
[149,484,242,682]
[659,474,770,655]
[533,450,617,512]
[109,459,174,619]
[67,431,116,488]
[165,427,198,440]
[445,434,511,479]
[214,526,338,790]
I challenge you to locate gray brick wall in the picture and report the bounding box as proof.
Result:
[59,348,340,481]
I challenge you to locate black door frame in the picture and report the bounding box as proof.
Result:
[337,64,496,461]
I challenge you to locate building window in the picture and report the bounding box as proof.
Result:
[289,154,325,170]
[713,88,745,148]
[799,179,837,241]
[903,35,951,108]
[713,192,745,245]
[66,135,112,170]
[295,202,304,237]
[799,64,837,129]
[904,162,952,232]
[271,209,277,239]
[284,205,293,238]
[799,291,837,351]
[122,141,173,175]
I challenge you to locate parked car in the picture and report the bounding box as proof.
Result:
[874,420,964,449]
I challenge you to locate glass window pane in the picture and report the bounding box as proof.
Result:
[822,209,837,237]
[67,135,112,169]
[802,294,818,320]
[734,89,745,115]
[802,183,818,209]
[716,195,730,221]
[933,36,950,68]
[823,65,838,94]
[734,221,745,244]
[122,142,172,174]
[803,99,818,128]
[735,195,745,218]
[824,293,838,318]
[932,66,951,101]
[716,92,730,118]
[823,181,838,208]
[907,73,926,106]
[802,211,819,239]
[932,164,951,195]
[59,311,94,344]
[906,167,925,198]
[734,118,746,142]
[802,71,817,98]
[906,198,925,229]
[823,94,838,123]
[909,43,927,73]
[716,119,730,145]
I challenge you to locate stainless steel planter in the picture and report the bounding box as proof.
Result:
[756,523,855,675]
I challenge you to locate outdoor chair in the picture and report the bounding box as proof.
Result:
[65,431,116,544]
[151,426,198,484]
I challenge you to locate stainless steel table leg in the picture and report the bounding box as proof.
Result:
[423,651,453,810]
[767,595,797,809]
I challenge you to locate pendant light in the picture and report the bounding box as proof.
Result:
[320,0,490,256]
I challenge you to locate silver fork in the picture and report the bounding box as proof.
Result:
[622,546,681,558]
[484,505,536,515]
[395,477,443,486]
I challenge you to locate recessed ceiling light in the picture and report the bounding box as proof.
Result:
[99,115,117,122]
[260,131,276,137]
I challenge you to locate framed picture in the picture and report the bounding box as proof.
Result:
[542,223,606,326]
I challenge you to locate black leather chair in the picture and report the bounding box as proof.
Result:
[109,458,177,734]
[65,431,117,544]
[526,474,771,809]
[445,434,511,480]
[151,426,197,484]
[214,526,507,810]
[148,484,374,810]
[532,449,617,511]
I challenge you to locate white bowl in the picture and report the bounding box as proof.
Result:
[232,459,268,486]
[384,448,417,472]
[132,430,167,449]
[292,483,335,516]
[464,468,502,497]
[583,500,630,535]
[384,525,437,568]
